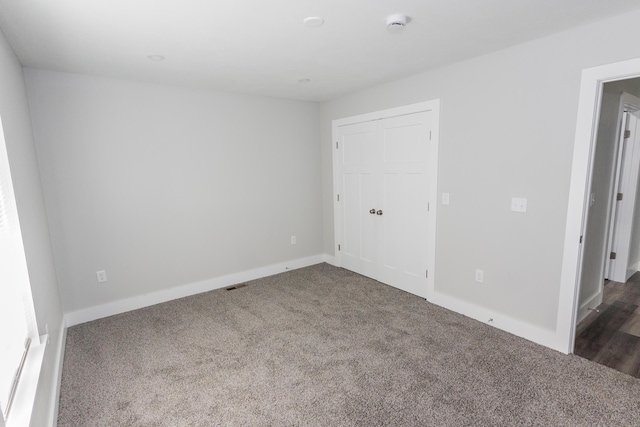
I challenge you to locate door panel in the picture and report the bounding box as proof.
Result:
[405,173,429,279]
[381,172,402,276]
[343,130,377,165]
[383,122,427,164]
[359,174,378,264]
[339,121,378,279]
[380,113,430,297]
[343,173,360,259]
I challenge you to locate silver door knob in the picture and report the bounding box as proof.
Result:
[376,210,383,215]
[369,209,376,214]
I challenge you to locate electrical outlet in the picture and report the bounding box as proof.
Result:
[442,193,450,205]
[475,269,484,283]
[96,270,107,283]
[291,235,297,245]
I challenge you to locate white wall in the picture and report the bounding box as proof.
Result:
[606,78,640,99]
[320,9,640,346]
[25,70,323,315]
[0,29,64,426]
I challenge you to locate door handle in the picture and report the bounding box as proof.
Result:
[376,210,383,215]
[369,209,376,214]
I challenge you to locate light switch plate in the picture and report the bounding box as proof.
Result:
[442,193,450,205]
[511,197,527,213]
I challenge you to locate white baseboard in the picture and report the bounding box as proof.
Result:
[64,255,326,327]
[47,318,66,427]
[429,290,566,354]
[576,290,603,325]
[323,254,337,266]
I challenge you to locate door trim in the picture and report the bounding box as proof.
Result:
[560,57,640,354]
[331,100,440,299]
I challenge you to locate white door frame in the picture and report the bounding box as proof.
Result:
[559,57,640,354]
[331,100,440,299]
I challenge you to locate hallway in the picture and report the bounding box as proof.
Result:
[574,273,640,377]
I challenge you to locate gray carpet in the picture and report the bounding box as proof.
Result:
[58,263,640,426]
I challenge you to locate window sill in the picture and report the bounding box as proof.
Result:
[5,335,47,427]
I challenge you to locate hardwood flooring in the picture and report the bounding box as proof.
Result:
[574,272,640,377]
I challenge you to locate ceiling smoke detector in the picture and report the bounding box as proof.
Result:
[304,17,324,28]
[386,14,408,33]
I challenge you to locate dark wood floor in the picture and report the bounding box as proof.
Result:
[574,272,640,377]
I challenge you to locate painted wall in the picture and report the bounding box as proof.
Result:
[24,69,323,314]
[577,89,620,321]
[0,29,64,426]
[605,78,640,99]
[320,9,640,339]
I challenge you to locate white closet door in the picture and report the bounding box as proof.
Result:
[336,110,432,298]
[378,112,431,297]
[338,120,379,279]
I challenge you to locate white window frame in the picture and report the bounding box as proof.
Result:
[0,117,47,427]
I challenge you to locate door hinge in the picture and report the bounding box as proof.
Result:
[429,131,432,141]
[617,193,623,201]
[625,130,631,139]
[610,251,617,260]
[336,141,339,149]
[337,194,340,202]
[580,235,583,244]
[426,270,428,278]
[338,244,341,251]
[427,202,430,212]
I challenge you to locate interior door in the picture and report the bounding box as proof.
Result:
[609,110,640,282]
[604,111,628,280]
[338,120,379,280]
[336,110,432,298]
[378,112,431,297]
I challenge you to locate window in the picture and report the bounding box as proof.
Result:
[0,118,38,423]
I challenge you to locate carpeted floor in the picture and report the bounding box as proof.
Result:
[58,263,640,426]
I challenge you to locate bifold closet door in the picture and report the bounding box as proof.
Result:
[337,111,431,298]
[378,112,430,297]
[339,120,380,280]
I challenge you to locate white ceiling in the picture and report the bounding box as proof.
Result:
[1,0,640,102]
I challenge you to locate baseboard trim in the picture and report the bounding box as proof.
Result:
[323,254,337,266]
[429,290,565,353]
[64,255,326,327]
[576,290,602,325]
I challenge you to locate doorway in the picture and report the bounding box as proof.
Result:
[560,57,640,357]
[571,81,640,376]
[575,87,640,325]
